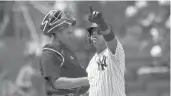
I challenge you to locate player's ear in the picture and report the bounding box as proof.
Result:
[53,32,60,40]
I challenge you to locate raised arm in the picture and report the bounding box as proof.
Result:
[88,5,117,55]
[100,23,117,55]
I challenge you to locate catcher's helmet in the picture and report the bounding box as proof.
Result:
[40,9,76,36]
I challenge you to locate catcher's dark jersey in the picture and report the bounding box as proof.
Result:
[39,44,88,95]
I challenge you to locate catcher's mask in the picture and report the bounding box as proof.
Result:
[40,9,76,36]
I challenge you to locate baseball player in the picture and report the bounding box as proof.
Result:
[86,6,126,96]
[39,9,89,96]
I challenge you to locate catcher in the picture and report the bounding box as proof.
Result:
[39,9,89,96]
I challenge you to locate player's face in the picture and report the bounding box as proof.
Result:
[90,28,105,48]
[57,26,76,47]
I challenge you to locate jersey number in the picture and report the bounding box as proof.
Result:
[97,55,107,70]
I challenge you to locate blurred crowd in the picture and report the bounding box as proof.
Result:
[0,1,170,96]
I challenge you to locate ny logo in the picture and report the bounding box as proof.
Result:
[97,55,107,71]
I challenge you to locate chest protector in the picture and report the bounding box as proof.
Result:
[42,44,87,78]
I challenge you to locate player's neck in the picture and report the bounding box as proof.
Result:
[52,38,60,46]
[52,39,74,51]
[96,43,107,54]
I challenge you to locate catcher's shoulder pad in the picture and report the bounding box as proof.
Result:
[42,44,65,67]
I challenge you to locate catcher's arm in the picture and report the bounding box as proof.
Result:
[88,6,117,54]
[53,77,89,89]
[40,51,89,90]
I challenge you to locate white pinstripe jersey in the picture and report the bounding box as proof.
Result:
[86,40,126,96]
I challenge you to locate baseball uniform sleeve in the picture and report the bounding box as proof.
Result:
[40,51,62,80]
[113,40,125,62]
[106,40,125,74]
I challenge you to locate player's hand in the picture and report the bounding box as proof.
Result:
[88,5,103,24]
[75,86,89,96]
[88,5,108,31]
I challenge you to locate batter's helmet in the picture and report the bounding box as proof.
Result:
[87,23,101,36]
[87,23,101,44]
[40,9,76,36]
